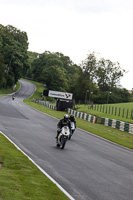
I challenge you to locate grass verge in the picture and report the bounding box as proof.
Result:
[0,82,20,95]
[23,79,133,150]
[76,104,133,124]
[0,80,69,200]
[0,133,69,200]
[24,101,133,150]
[0,79,133,199]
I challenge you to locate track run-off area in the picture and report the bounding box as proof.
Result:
[0,79,133,200]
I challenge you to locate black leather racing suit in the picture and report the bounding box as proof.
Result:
[56,118,71,138]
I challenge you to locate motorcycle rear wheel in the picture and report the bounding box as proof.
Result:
[69,130,74,140]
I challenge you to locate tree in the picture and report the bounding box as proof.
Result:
[31,51,81,93]
[0,52,6,87]
[97,58,125,90]
[41,65,68,91]
[81,52,98,91]
[0,24,29,87]
[72,52,98,102]
[30,49,128,104]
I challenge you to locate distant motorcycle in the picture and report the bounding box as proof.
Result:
[56,126,70,149]
[12,95,15,100]
[69,122,75,140]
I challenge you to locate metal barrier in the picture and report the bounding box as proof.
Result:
[32,99,56,110]
[101,117,133,134]
[68,108,97,124]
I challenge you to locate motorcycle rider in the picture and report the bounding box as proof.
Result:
[55,114,71,139]
[12,94,15,100]
[69,114,76,128]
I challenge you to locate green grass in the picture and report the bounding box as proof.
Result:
[24,101,133,149]
[23,79,133,150]
[0,82,20,95]
[0,133,69,200]
[21,78,55,102]
[75,103,133,123]
[0,82,20,98]
[21,78,44,99]
[0,79,133,199]
[0,80,69,200]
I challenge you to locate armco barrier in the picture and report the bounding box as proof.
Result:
[101,117,133,134]
[68,108,97,124]
[32,99,56,110]
[32,99,133,134]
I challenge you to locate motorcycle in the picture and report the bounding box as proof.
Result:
[56,126,70,149]
[12,95,15,100]
[69,122,75,140]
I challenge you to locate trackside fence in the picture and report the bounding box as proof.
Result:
[88,104,133,120]
[32,98,56,110]
[32,99,133,134]
[101,118,133,134]
[69,109,133,134]
[68,108,97,124]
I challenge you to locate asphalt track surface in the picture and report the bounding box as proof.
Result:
[0,79,133,200]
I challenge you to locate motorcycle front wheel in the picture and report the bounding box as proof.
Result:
[60,136,66,149]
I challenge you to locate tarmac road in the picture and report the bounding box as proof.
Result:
[0,79,133,200]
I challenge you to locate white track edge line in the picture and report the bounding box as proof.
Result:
[0,130,75,200]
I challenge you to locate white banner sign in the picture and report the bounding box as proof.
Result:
[48,90,73,100]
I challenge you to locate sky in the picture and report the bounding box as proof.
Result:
[0,0,133,90]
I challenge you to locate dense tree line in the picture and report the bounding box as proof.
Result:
[0,24,131,103]
[29,51,81,92]
[29,51,131,103]
[0,24,29,88]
